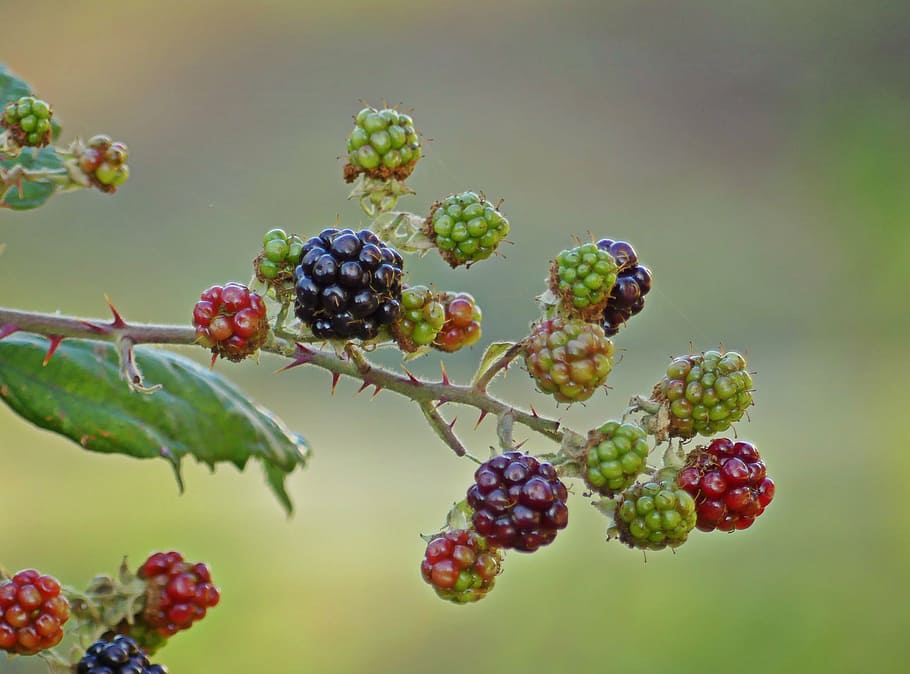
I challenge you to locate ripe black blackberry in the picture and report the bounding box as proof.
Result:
[596,239,652,336]
[77,635,168,674]
[467,451,569,552]
[294,228,404,340]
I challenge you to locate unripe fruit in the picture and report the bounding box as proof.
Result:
[344,106,421,182]
[426,192,510,267]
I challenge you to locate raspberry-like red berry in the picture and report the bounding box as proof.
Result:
[77,635,169,674]
[676,438,775,532]
[1,96,53,148]
[77,135,130,193]
[193,283,269,362]
[524,317,614,403]
[0,569,70,655]
[294,228,404,340]
[420,529,502,603]
[135,552,220,640]
[344,106,421,182]
[610,469,697,551]
[432,292,482,352]
[467,451,569,552]
[595,239,652,337]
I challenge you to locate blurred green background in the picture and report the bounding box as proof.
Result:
[2,1,908,672]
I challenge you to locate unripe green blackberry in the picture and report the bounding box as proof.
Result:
[426,192,510,268]
[343,106,421,182]
[609,469,697,551]
[549,242,619,320]
[524,318,614,403]
[254,228,305,302]
[1,96,53,147]
[584,421,651,496]
[652,349,753,439]
[78,135,130,193]
[392,285,446,352]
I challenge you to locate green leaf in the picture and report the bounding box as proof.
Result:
[471,341,517,387]
[0,146,65,210]
[0,65,31,106]
[0,334,311,513]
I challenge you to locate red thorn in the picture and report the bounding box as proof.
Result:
[514,438,528,450]
[209,352,218,369]
[104,294,128,328]
[370,385,383,399]
[42,335,65,366]
[448,417,458,430]
[402,366,421,385]
[439,361,450,385]
[275,344,314,373]
[79,320,111,335]
[330,372,341,395]
[474,410,488,430]
[356,380,371,395]
[0,324,21,340]
[529,404,539,418]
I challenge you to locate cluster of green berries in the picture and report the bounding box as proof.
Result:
[610,468,698,551]
[584,421,651,496]
[652,349,753,439]
[78,135,130,192]
[344,106,421,182]
[426,192,510,268]
[255,228,306,300]
[550,242,619,320]
[524,318,614,403]
[1,96,53,147]
[392,285,446,351]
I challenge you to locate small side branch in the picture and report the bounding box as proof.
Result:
[420,401,467,457]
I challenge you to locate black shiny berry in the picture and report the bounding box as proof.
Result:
[76,636,168,674]
[596,238,653,337]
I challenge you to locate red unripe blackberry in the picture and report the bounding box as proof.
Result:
[432,292,482,352]
[0,569,70,655]
[595,239,652,337]
[420,530,502,603]
[467,451,569,552]
[78,135,130,193]
[193,283,269,362]
[677,438,775,532]
[134,552,220,641]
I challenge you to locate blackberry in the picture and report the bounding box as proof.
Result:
[254,228,305,302]
[392,285,446,352]
[344,106,421,182]
[432,292,482,352]
[584,421,651,496]
[77,635,169,674]
[192,283,270,362]
[652,349,753,439]
[677,438,775,532]
[77,135,130,193]
[1,96,53,147]
[426,192,510,267]
[549,242,618,320]
[293,228,404,340]
[610,469,697,551]
[0,569,70,655]
[420,529,502,604]
[467,451,569,552]
[595,239,652,336]
[524,318,614,403]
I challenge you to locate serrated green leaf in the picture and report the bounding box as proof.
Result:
[0,334,310,513]
[471,341,516,387]
[1,146,64,210]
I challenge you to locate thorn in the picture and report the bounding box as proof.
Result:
[275,344,314,373]
[79,320,111,335]
[401,366,421,386]
[0,324,21,340]
[370,385,383,399]
[448,417,458,430]
[439,361,450,385]
[209,352,218,369]
[514,438,528,450]
[330,372,340,395]
[474,410,488,430]
[530,404,539,418]
[42,335,65,366]
[355,380,371,396]
[104,294,128,328]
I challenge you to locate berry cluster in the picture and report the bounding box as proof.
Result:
[524,318,614,403]
[596,239,652,336]
[426,192,510,268]
[393,285,446,351]
[78,135,130,192]
[610,469,697,551]
[652,349,753,439]
[294,228,404,340]
[432,292,483,352]
[467,452,569,552]
[677,438,775,532]
[344,106,421,182]
[549,242,619,319]
[137,552,220,639]
[420,530,502,604]
[77,636,168,674]
[1,95,53,147]
[256,228,305,300]
[193,283,269,362]
[584,421,651,496]
[0,569,69,655]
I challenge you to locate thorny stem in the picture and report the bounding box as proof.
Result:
[0,305,570,452]
[473,341,526,392]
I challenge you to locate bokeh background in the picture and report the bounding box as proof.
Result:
[2,1,909,672]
